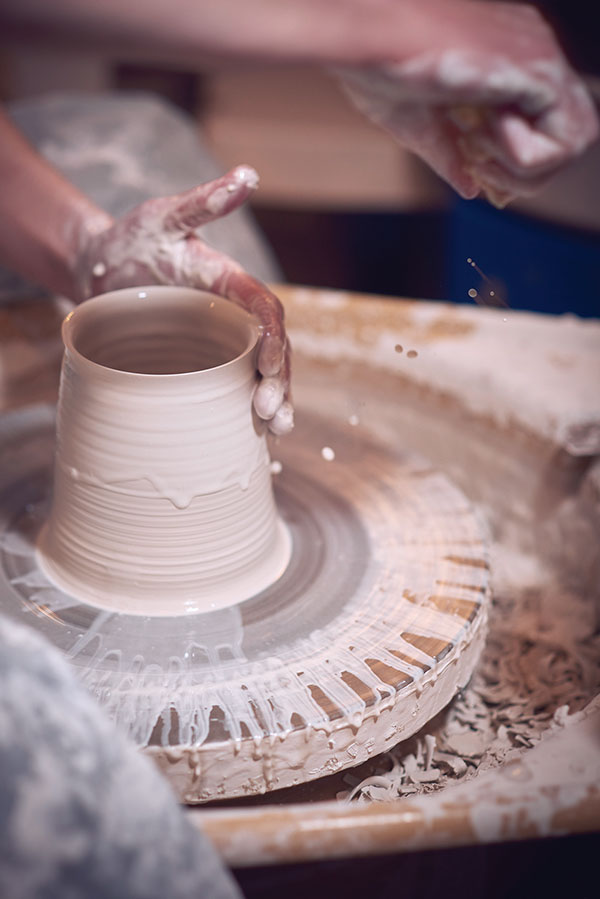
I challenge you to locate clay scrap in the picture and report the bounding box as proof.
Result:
[339,539,600,803]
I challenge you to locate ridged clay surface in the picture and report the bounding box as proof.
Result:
[37,287,290,615]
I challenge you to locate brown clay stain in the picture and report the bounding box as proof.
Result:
[444,555,490,570]
[307,683,344,721]
[281,284,419,347]
[436,580,487,593]
[364,658,413,691]
[289,713,307,730]
[401,633,452,661]
[248,699,271,735]
[387,648,431,672]
[340,670,377,706]
[427,594,481,622]
[283,285,476,349]
[422,315,476,342]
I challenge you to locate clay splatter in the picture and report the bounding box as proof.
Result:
[466,258,507,309]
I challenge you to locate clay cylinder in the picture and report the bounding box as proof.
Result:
[37,286,290,615]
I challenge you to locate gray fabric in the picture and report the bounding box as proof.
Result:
[0,615,243,899]
[1,91,281,301]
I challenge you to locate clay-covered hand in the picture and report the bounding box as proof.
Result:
[72,165,292,435]
[337,0,599,206]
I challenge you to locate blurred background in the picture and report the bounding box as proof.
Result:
[1,5,599,317]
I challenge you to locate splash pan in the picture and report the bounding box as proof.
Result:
[0,404,488,802]
[2,285,599,862]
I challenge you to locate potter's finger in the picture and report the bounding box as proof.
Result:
[163,165,259,233]
[451,115,564,196]
[447,108,565,203]
[465,154,553,206]
[276,337,292,413]
[268,401,295,436]
[257,330,286,378]
[537,80,599,152]
[265,351,292,435]
[253,377,285,421]
[493,112,566,174]
[280,334,291,397]
[213,269,286,375]
[193,254,288,378]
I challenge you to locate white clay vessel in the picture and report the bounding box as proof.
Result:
[37,286,291,615]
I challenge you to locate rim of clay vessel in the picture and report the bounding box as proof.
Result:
[62,285,259,380]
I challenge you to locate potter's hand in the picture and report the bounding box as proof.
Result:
[337,1,599,206]
[73,165,292,435]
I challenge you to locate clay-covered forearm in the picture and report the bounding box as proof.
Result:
[0,104,291,430]
[1,0,460,66]
[0,108,111,299]
[335,2,599,203]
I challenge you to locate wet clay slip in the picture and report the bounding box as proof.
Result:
[37,286,291,615]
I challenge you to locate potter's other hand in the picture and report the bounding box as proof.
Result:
[337,0,599,206]
[73,166,292,435]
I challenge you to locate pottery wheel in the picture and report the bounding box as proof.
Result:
[0,404,489,802]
